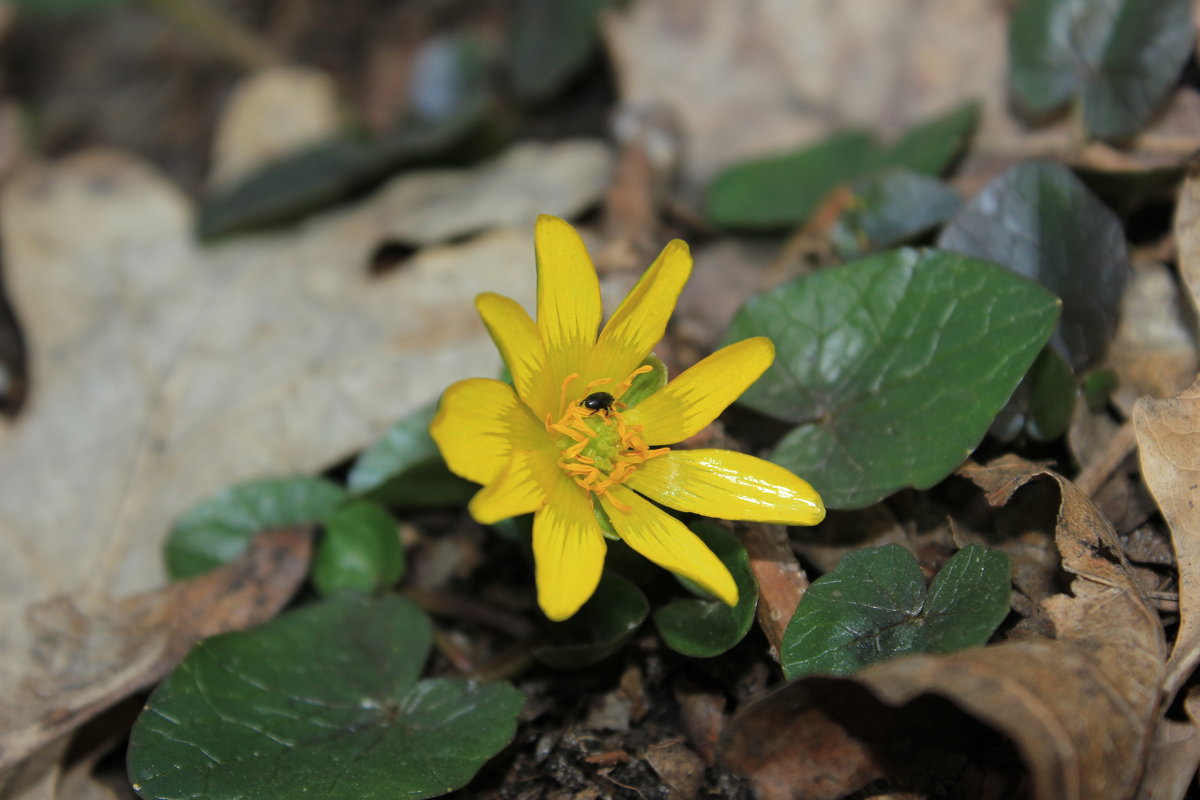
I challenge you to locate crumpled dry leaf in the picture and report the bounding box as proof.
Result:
[1134,377,1200,699]
[0,138,611,698]
[208,66,343,190]
[0,527,311,774]
[1109,262,1198,414]
[721,455,1166,800]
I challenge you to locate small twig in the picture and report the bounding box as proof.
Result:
[1075,418,1137,497]
[141,0,281,71]
[736,523,809,661]
[402,587,537,639]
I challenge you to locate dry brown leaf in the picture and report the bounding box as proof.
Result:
[1134,377,1200,699]
[0,139,611,698]
[604,0,1200,203]
[0,527,311,774]
[1109,262,1199,415]
[604,0,1012,192]
[209,66,343,190]
[736,523,808,660]
[1177,163,1200,319]
[721,456,1165,800]
[1135,688,1200,800]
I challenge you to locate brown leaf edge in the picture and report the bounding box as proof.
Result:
[720,456,1165,800]
[0,526,312,774]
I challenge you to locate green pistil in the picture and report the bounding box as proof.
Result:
[578,416,621,472]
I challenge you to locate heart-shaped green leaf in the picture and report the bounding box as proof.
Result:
[166,476,347,580]
[706,103,978,231]
[653,523,757,658]
[348,403,474,508]
[830,168,962,258]
[128,594,522,800]
[534,571,648,669]
[312,501,405,596]
[1009,0,1194,141]
[725,248,1059,509]
[937,160,1128,370]
[780,544,1012,680]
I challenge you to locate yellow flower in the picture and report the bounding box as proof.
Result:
[431,216,825,621]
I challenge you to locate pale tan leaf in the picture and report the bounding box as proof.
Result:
[1134,377,1200,698]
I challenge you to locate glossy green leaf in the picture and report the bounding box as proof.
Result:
[348,404,474,508]
[166,476,346,580]
[653,523,757,657]
[781,544,1011,680]
[830,169,962,258]
[534,571,648,669]
[128,594,523,800]
[509,0,617,103]
[937,160,1128,370]
[1009,0,1194,141]
[312,501,405,596]
[725,248,1059,509]
[198,36,492,240]
[706,103,978,231]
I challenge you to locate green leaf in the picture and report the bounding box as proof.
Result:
[1024,347,1076,441]
[937,160,1128,370]
[312,501,405,596]
[706,103,978,231]
[830,169,962,258]
[166,476,347,580]
[1009,0,1194,141]
[706,130,876,231]
[128,594,523,800]
[870,101,980,176]
[348,404,474,508]
[725,248,1060,509]
[198,35,493,240]
[534,572,648,669]
[509,0,617,103]
[653,523,757,657]
[780,544,1011,680]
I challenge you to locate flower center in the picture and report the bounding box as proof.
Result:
[546,367,667,511]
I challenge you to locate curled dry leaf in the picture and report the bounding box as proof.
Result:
[1134,377,1200,699]
[0,527,311,774]
[721,455,1165,800]
[735,523,809,660]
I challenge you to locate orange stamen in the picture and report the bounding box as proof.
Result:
[620,364,654,389]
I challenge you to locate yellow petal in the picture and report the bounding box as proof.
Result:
[535,216,602,402]
[476,292,556,417]
[533,476,607,621]
[599,485,738,606]
[625,449,825,525]
[468,448,558,524]
[429,378,547,486]
[583,239,692,396]
[623,337,774,445]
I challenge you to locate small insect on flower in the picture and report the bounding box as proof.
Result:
[581,391,615,415]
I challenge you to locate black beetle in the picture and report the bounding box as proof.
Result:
[581,391,615,414]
